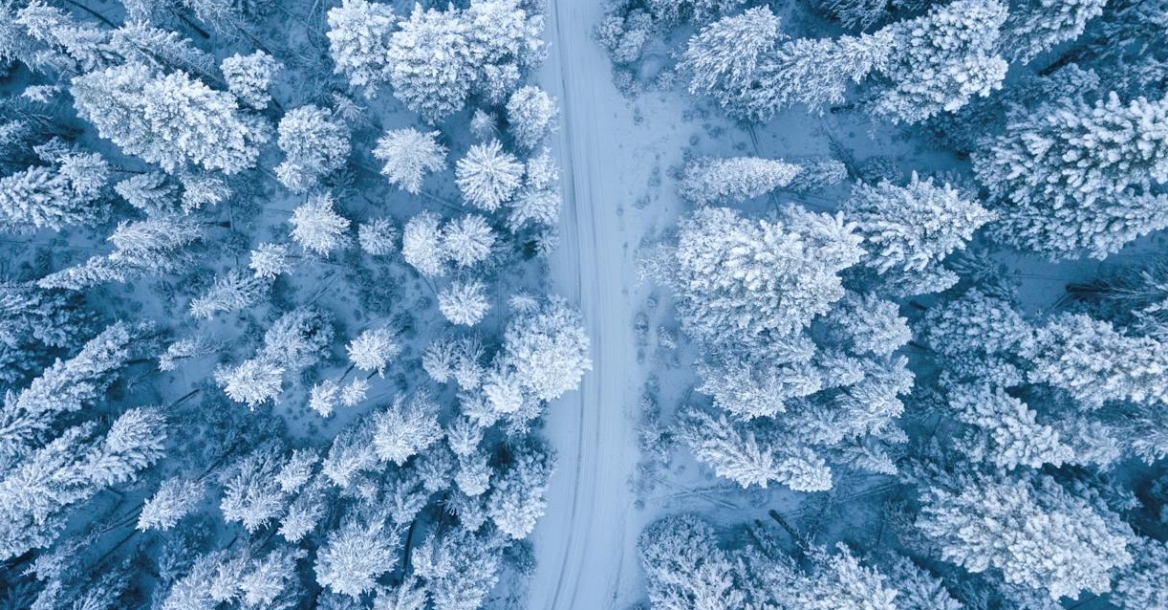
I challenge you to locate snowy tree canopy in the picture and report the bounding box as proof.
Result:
[373,128,448,194]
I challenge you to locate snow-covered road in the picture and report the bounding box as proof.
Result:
[528,1,648,608]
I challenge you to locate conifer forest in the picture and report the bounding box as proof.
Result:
[2,0,1168,608]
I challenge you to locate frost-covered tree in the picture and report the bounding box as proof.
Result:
[215,358,285,408]
[71,64,269,174]
[442,214,496,267]
[275,106,351,193]
[280,479,329,542]
[647,0,749,25]
[259,307,334,371]
[0,321,139,455]
[358,218,397,255]
[249,242,291,279]
[347,327,400,377]
[221,50,280,109]
[1027,313,1168,408]
[372,129,447,194]
[138,478,204,531]
[219,445,289,532]
[486,443,552,538]
[0,162,106,232]
[402,211,448,277]
[1113,537,1168,610]
[845,173,995,293]
[496,296,591,402]
[289,193,351,256]
[412,529,501,610]
[326,0,395,97]
[668,206,863,343]
[439,280,491,326]
[872,0,1009,124]
[639,514,744,610]
[0,406,166,560]
[678,156,802,206]
[315,515,400,598]
[372,395,443,465]
[1001,0,1106,64]
[387,3,476,122]
[189,270,268,320]
[0,282,90,386]
[947,383,1075,470]
[678,407,832,491]
[974,93,1168,259]
[758,31,894,117]
[322,421,380,488]
[114,171,177,214]
[456,140,524,211]
[916,469,1133,600]
[505,85,557,149]
[680,6,783,120]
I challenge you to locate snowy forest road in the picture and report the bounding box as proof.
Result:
[528,1,648,609]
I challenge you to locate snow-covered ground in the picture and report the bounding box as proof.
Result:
[529,1,692,607]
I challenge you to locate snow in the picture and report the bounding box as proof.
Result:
[530,1,698,606]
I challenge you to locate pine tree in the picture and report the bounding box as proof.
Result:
[259,307,334,371]
[108,20,216,76]
[669,206,863,343]
[402,211,448,277]
[322,421,380,488]
[1001,0,1106,64]
[486,443,552,538]
[0,322,139,456]
[71,64,269,174]
[138,478,204,531]
[249,242,291,279]
[215,358,285,408]
[505,85,558,149]
[358,218,398,255]
[289,193,351,256]
[872,0,1009,124]
[219,444,290,532]
[412,529,501,610]
[347,327,400,377]
[0,164,104,232]
[757,31,894,118]
[916,470,1133,600]
[639,514,744,610]
[114,171,178,214]
[441,214,496,267]
[1113,537,1168,610]
[845,173,995,293]
[387,3,476,122]
[680,6,783,120]
[497,296,591,402]
[456,140,524,211]
[695,332,821,418]
[221,50,280,109]
[947,383,1075,470]
[678,156,803,205]
[1027,313,1168,408]
[371,395,443,465]
[647,0,748,25]
[439,279,491,326]
[280,478,329,542]
[678,407,832,491]
[315,514,401,598]
[275,106,351,193]
[372,128,448,194]
[326,0,396,97]
[189,269,268,320]
[974,92,1168,259]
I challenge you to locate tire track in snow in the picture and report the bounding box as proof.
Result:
[529,0,642,608]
